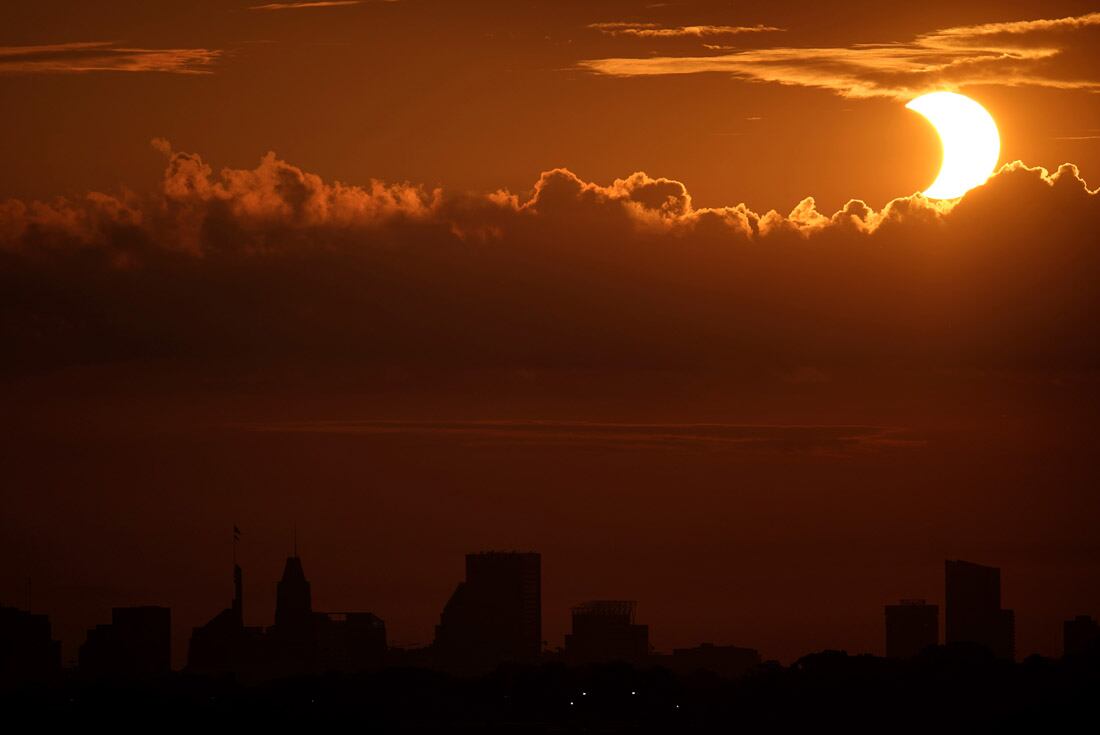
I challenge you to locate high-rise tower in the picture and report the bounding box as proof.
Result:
[434,551,541,671]
[945,560,1014,659]
[275,554,313,634]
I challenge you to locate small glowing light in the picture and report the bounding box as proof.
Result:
[569,701,574,706]
[581,691,587,696]
[631,691,637,695]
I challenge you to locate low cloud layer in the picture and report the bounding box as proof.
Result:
[581,11,1100,99]
[1,141,1097,377]
[0,42,222,75]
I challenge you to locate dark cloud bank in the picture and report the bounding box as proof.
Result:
[1,142,1097,380]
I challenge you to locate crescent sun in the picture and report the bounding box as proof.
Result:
[906,91,1001,200]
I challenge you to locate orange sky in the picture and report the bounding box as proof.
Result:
[1,1,1099,667]
[1,1,1098,211]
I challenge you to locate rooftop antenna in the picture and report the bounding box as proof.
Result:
[293,525,298,557]
[233,523,241,565]
[26,576,31,612]
[232,524,244,624]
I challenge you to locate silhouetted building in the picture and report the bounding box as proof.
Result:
[945,560,1014,659]
[268,553,317,674]
[384,645,433,669]
[189,553,386,679]
[434,551,541,672]
[188,563,266,676]
[0,606,61,684]
[1063,615,1100,658]
[669,643,761,678]
[564,600,649,664]
[80,606,171,678]
[885,599,939,658]
[316,612,387,672]
[275,555,313,633]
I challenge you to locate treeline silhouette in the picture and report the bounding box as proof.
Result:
[2,649,1099,731]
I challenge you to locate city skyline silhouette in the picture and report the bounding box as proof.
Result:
[2,0,1099,728]
[5,535,1097,683]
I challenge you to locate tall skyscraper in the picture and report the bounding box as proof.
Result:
[945,560,1014,659]
[885,599,938,658]
[434,551,541,671]
[564,600,649,664]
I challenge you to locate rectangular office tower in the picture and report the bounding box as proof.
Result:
[945,560,1014,660]
[0,606,62,684]
[885,599,938,658]
[564,600,649,664]
[80,606,171,677]
[434,552,541,671]
[1063,615,1100,658]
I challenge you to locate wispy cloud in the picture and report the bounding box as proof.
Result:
[248,1,363,10]
[233,419,920,456]
[580,11,1100,99]
[924,12,1100,39]
[0,42,221,75]
[589,22,784,38]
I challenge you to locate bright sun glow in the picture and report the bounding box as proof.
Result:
[906,91,1000,200]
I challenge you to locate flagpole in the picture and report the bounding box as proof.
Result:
[231,523,243,625]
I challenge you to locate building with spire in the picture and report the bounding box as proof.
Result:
[274,554,313,633]
[268,552,318,674]
[187,542,386,680]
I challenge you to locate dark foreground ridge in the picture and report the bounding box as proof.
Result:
[3,647,1099,732]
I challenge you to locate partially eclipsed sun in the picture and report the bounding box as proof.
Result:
[906,91,1000,200]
